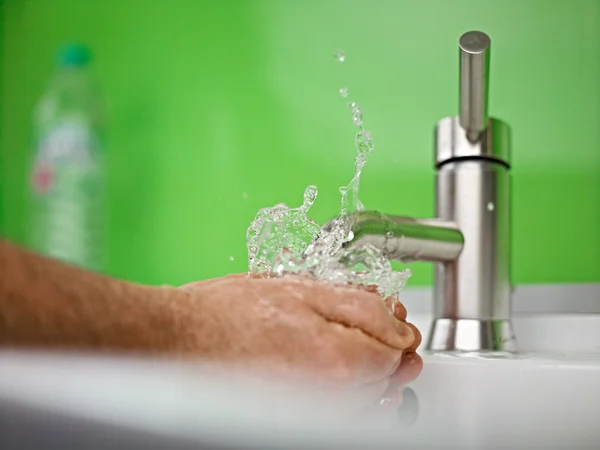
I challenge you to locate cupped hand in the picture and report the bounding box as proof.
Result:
[177,273,419,386]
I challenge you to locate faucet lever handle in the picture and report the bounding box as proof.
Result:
[459,31,491,141]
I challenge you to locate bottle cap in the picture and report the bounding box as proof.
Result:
[58,43,91,67]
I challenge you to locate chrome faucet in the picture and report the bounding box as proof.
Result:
[336,31,515,352]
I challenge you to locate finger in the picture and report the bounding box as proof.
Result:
[361,352,423,416]
[327,287,415,351]
[376,382,404,410]
[389,352,423,388]
[302,280,415,351]
[384,296,408,322]
[404,323,422,353]
[325,323,405,385]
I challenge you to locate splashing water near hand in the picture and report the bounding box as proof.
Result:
[245,50,411,301]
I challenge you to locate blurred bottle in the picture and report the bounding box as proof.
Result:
[27,43,106,272]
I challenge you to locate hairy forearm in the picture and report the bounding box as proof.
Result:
[0,239,193,354]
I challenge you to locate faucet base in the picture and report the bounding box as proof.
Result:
[426,318,517,352]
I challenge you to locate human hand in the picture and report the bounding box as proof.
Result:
[176,274,417,386]
[355,289,423,416]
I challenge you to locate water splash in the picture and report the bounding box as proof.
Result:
[334,49,345,62]
[245,51,411,299]
[246,186,322,275]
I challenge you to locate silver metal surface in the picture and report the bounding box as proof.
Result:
[434,160,511,322]
[435,116,511,166]
[337,30,515,353]
[427,319,517,352]
[341,211,464,263]
[459,30,490,142]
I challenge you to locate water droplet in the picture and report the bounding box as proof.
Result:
[339,87,349,98]
[229,256,235,261]
[352,110,363,127]
[275,264,285,275]
[355,130,374,153]
[303,185,318,209]
[347,102,363,127]
[355,153,367,166]
[334,49,345,62]
[379,397,392,405]
[487,202,495,211]
[242,192,248,200]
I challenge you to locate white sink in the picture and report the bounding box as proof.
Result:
[1,346,600,448]
[0,283,598,449]
[404,351,600,448]
[397,283,600,448]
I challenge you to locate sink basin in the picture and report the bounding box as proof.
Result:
[405,351,600,448]
[0,283,598,449]
[1,347,600,449]
[398,283,600,447]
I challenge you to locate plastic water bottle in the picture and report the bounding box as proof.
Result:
[27,43,106,272]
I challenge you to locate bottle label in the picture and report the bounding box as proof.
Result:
[29,121,104,271]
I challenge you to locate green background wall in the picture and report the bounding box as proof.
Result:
[1,0,598,287]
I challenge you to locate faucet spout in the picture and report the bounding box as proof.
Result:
[340,211,464,263]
